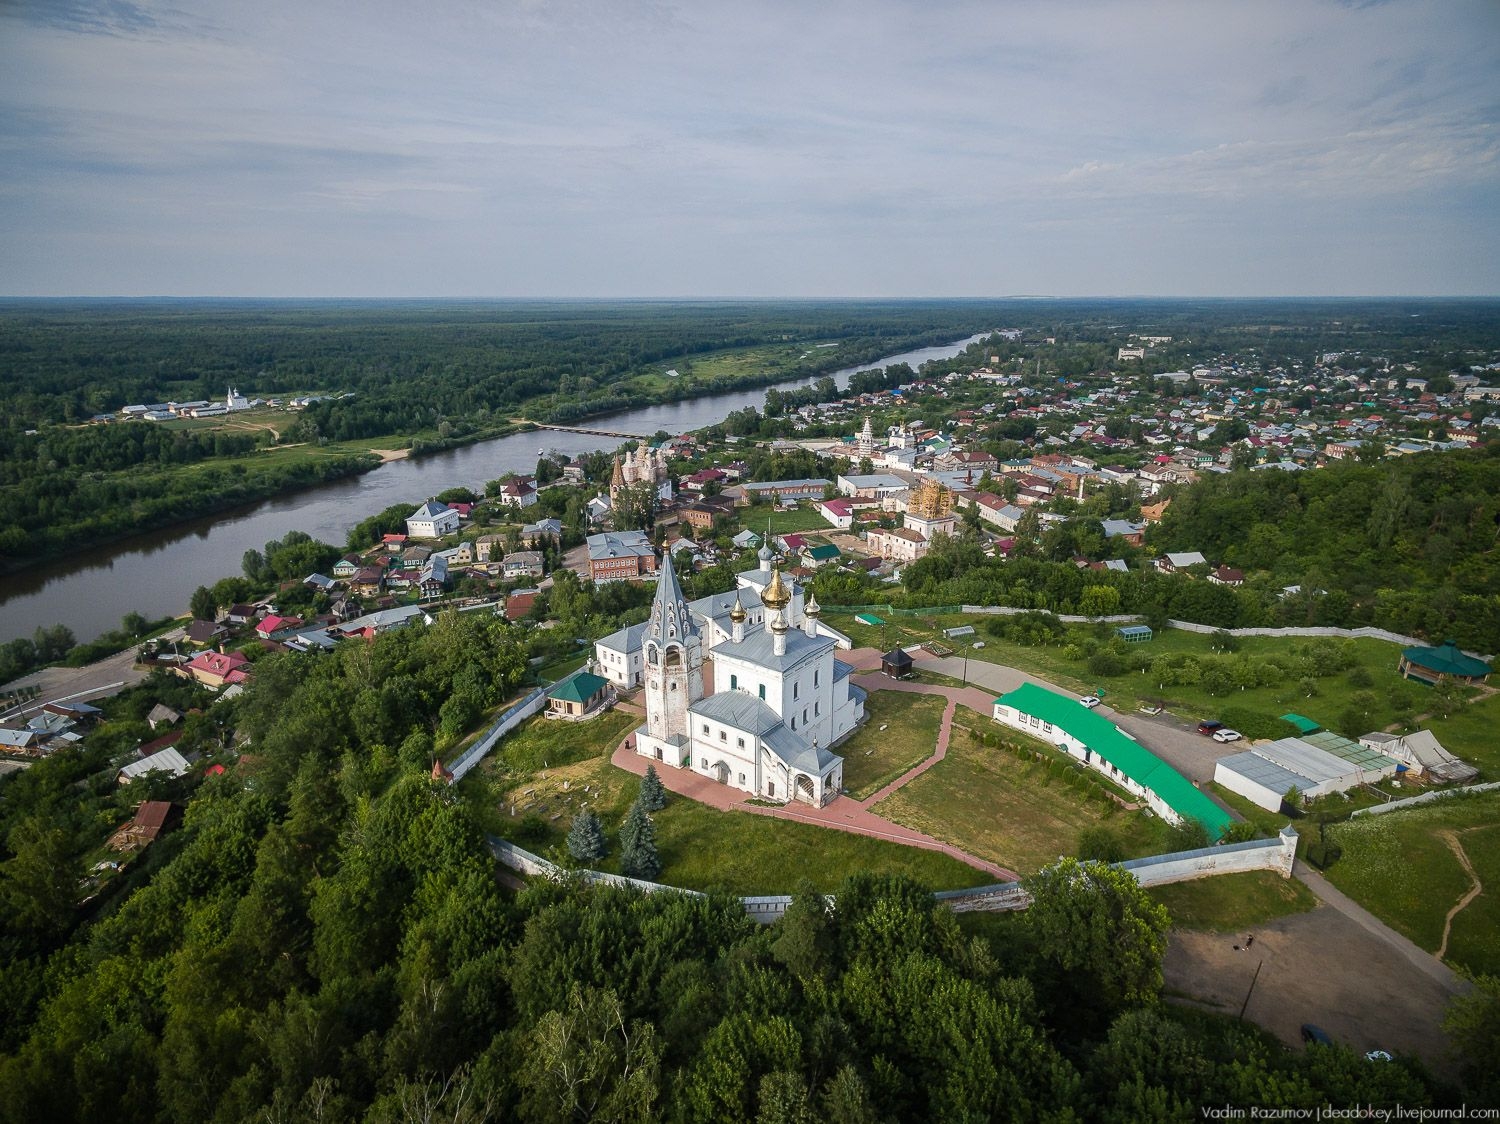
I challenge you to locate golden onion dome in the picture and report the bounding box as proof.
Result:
[730,592,747,623]
[762,565,791,612]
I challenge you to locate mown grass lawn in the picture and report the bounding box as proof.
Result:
[650,801,986,895]
[1445,823,1500,975]
[821,611,932,655]
[1325,791,1500,975]
[536,652,590,682]
[839,692,947,799]
[728,505,838,537]
[1418,689,1500,778]
[831,610,1437,746]
[1147,870,1317,932]
[459,702,989,896]
[872,719,1174,875]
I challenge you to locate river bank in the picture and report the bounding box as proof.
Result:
[0,332,989,645]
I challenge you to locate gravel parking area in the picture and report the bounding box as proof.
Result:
[1165,900,1466,1077]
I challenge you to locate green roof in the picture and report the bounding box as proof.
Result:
[855,613,885,626]
[1279,713,1321,734]
[996,682,1232,838]
[1401,640,1491,678]
[547,672,610,704]
[805,543,841,560]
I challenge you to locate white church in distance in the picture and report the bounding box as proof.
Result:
[597,547,866,806]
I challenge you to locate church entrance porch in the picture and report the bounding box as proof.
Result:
[794,774,816,803]
[712,762,730,785]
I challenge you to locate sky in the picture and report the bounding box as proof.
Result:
[1,0,1498,298]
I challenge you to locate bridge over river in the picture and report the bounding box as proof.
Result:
[526,421,650,441]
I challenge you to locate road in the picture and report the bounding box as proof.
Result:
[910,651,1235,785]
[1,634,170,721]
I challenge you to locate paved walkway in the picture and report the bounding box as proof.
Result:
[1293,860,1468,993]
[848,673,994,808]
[609,693,1018,882]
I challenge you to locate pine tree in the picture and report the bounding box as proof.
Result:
[638,764,667,812]
[618,800,661,881]
[566,809,607,863]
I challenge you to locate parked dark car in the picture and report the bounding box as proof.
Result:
[1301,1024,1333,1046]
[1196,720,1225,736]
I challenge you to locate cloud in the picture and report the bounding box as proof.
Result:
[0,0,1497,295]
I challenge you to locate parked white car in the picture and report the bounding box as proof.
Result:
[1212,728,1243,743]
[1079,696,1101,709]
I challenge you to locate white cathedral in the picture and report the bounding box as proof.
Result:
[595,546,866,806]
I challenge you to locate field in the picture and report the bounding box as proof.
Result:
[1324,791,1500,975]
[838,692,947,799]
[729,505,839,537]
[624,339,840,398]
[1418,689,1500,776]
[825,610,1470,756]
[872,712,1175,875]
[1147,870,1317,932]
[459,706,987,896]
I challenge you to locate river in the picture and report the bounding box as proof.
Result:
[0,334,988,644]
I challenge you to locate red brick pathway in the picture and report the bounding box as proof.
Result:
[609,655,1018,882]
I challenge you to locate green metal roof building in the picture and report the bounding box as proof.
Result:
[1398,640,1491,686]
[546,671,612,716]
[991,682,1232,838]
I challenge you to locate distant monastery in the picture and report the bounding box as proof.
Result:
[595,547,865,806]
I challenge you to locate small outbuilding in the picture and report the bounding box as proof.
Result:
[1397,640,1491,687]
[1116,625,1153,644]
[881,648,915,679]
[546,672,612,718]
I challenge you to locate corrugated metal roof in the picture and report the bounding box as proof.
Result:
[1251,738,1360,785]
[997,682,1231,836]
[1300,729,1397,772]
[1215,751,1309,797]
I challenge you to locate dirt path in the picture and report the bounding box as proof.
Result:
[1436,829,1483,961]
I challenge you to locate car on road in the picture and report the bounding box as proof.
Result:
[1079,696,1101,708]
[1300,1024,1333,1047]
[1196,720,1225,736]
[1212,728,1243,743]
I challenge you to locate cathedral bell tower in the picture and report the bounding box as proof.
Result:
[642,553,703,747]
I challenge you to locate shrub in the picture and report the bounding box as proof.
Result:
[1087,649,1127,678]
[1077,826,1127,863]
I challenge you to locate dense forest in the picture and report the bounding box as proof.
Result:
[2,610,1478,1121]
[0,300,1004,570]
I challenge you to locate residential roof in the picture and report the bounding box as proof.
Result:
[996,682,1231,836]
[120,746,190,781]
[805,543,841,561]
[586,530,655,561]
[547,672,610,704]
[1401,640,1491,677]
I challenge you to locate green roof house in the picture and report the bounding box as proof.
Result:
[1398,640,1491,687]
[546,671,612,718]
[991,682,1231,838]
